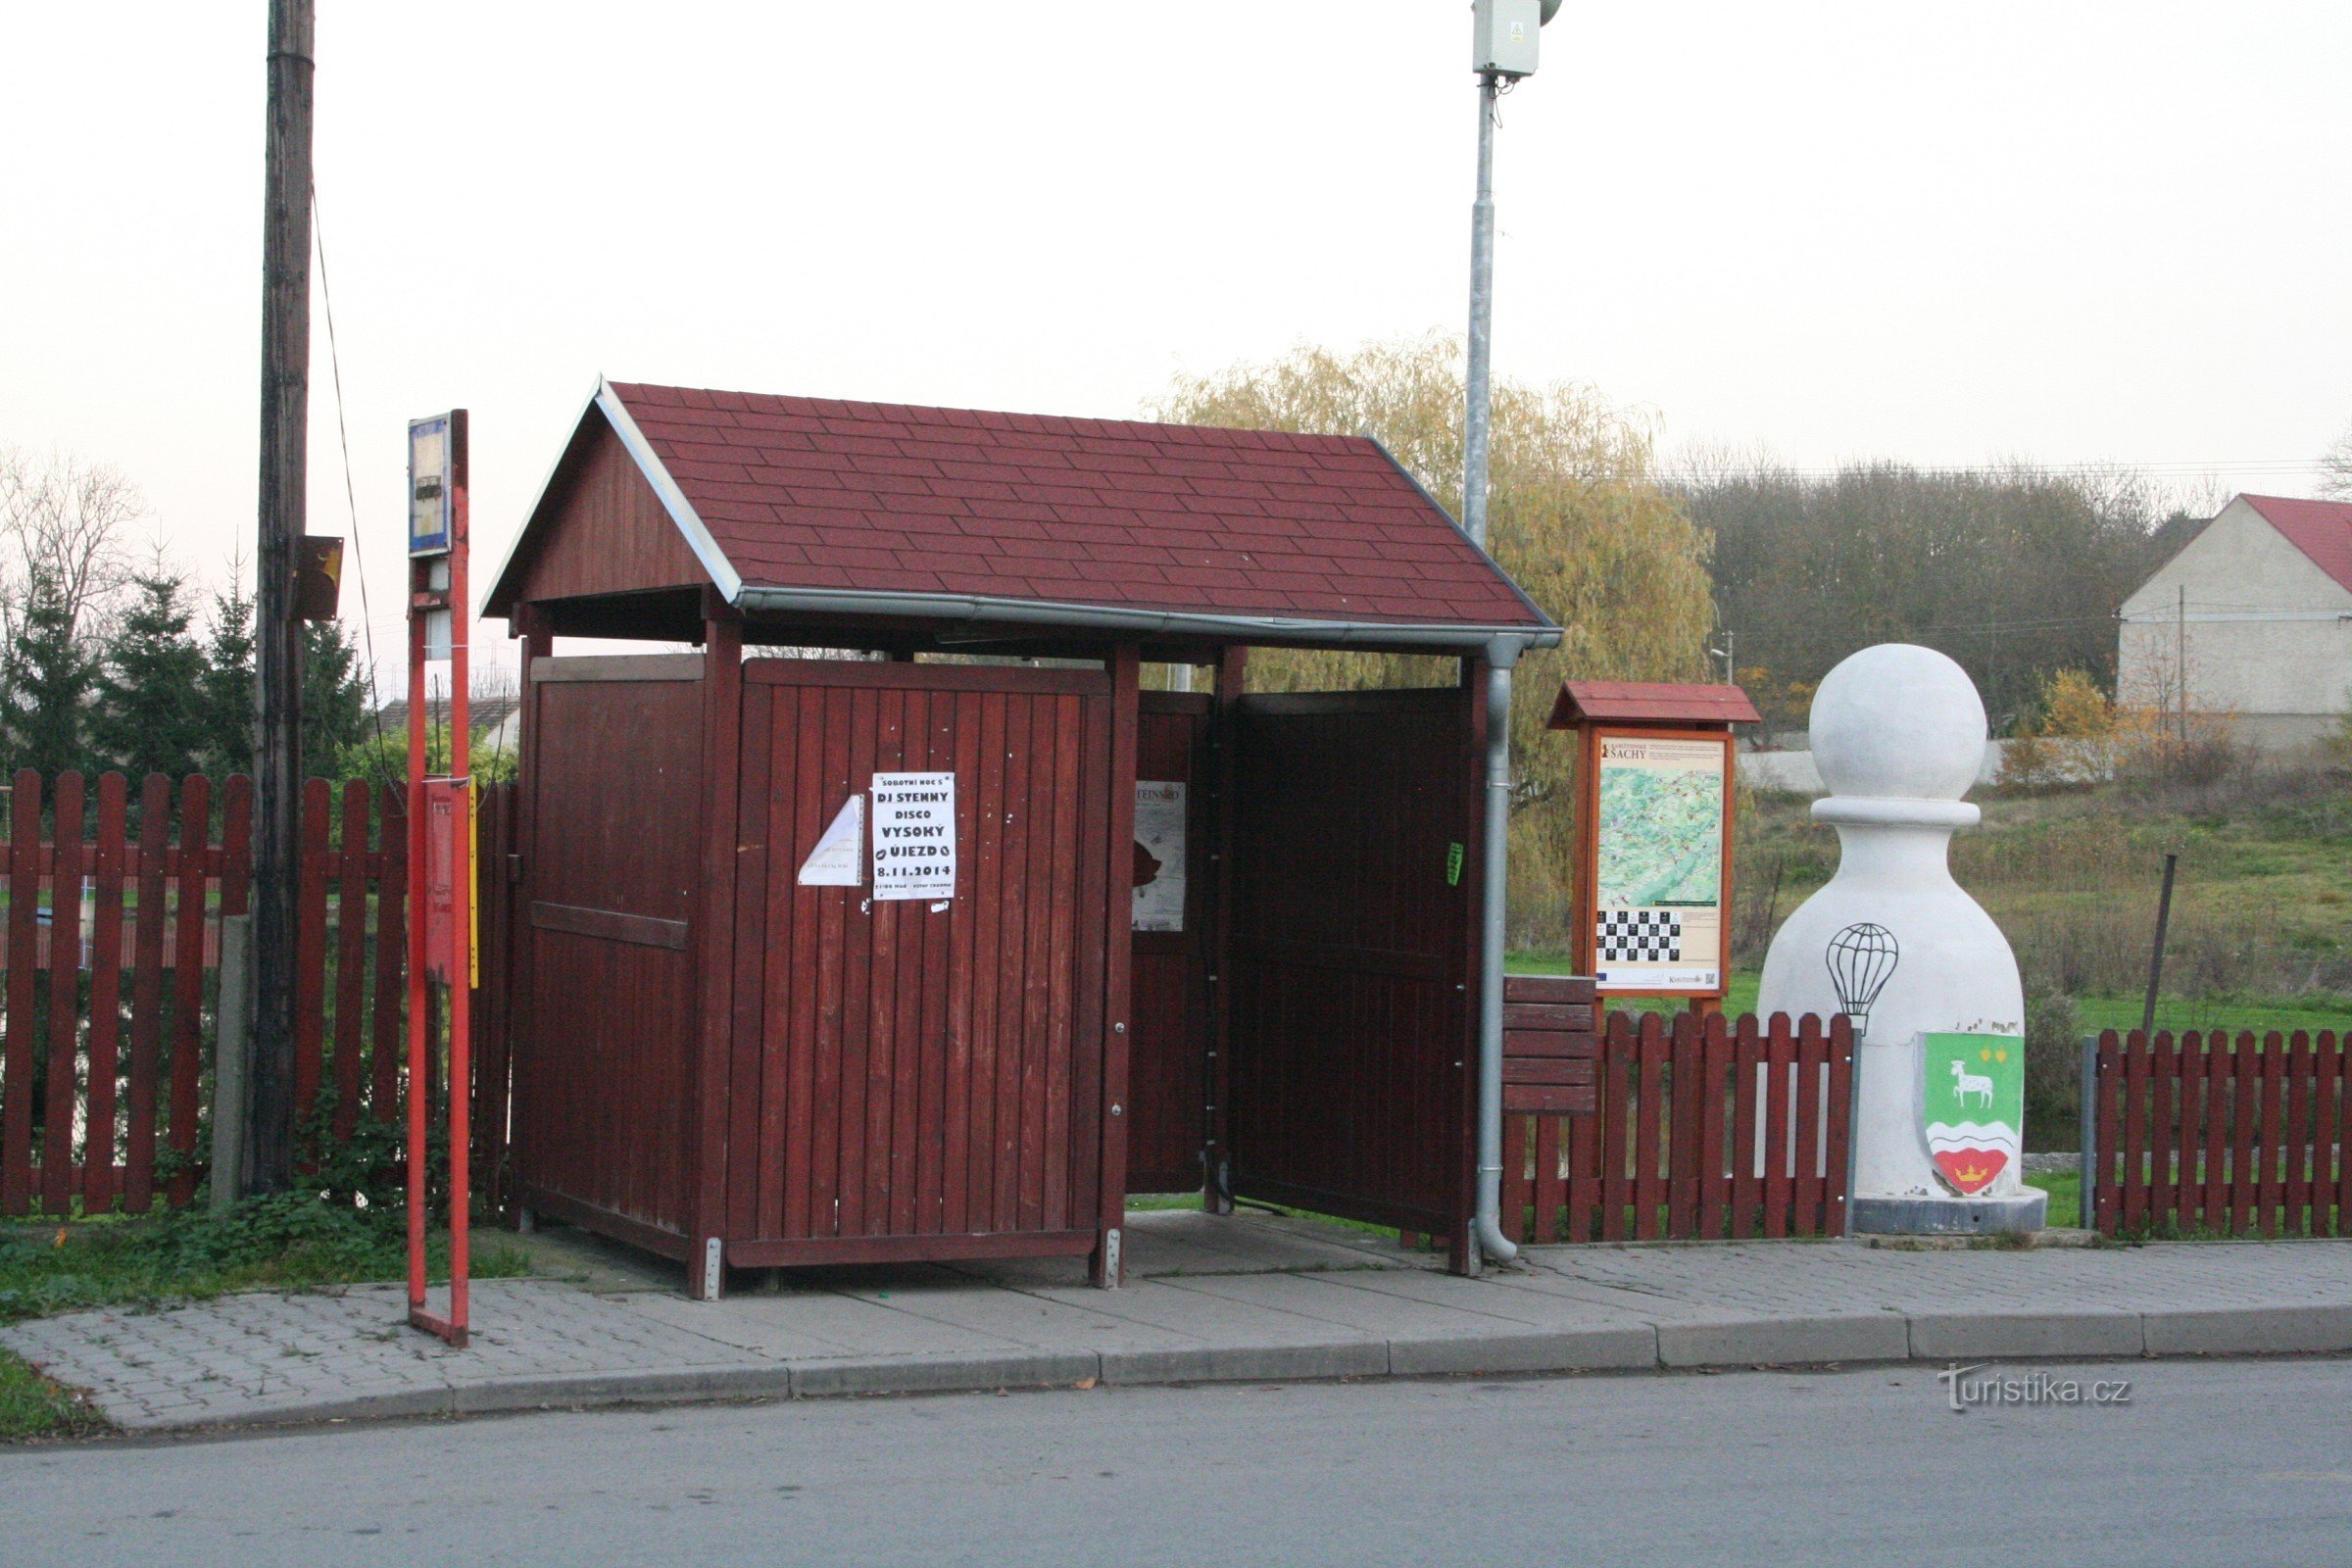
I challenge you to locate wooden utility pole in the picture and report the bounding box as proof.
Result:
[249,0,316,1195]
[2175,584,2187,742]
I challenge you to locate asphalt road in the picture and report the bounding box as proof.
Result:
[6,1358,2350,1566]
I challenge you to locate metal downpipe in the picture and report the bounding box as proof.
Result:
[1474,643,1518,1267]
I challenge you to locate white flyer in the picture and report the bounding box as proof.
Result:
[1131,780,1187,932]
[796,796,864,887]
[870,770,957,902]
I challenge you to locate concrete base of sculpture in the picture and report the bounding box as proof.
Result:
[1850,1190,2048,1237]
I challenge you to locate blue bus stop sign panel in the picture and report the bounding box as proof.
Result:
[409,414,452,557]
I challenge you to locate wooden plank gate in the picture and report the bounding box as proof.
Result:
[1224,687,1480,1250]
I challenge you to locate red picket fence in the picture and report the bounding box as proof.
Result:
[0,769,516,1218]
[1499,1004,1854,1244]
[2089,1026,2352,1239]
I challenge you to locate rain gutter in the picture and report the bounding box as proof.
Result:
[731,584,1562,656]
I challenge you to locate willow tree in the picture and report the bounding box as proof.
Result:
[1152,334,1715,945]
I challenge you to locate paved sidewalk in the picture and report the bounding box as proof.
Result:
[9,1211,2352,1433]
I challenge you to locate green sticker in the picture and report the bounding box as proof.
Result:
[1446,842,1464,886]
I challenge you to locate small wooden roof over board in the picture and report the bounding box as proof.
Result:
[484,378,1561,661]
[1546,680,1760,730]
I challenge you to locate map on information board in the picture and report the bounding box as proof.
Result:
[1592,735,1726,992]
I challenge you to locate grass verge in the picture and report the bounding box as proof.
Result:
[0,1349,107,1443]
[2072,992,2352,1037]
[0,1194,533,1328]
[2024,1170,2080,1229]
[0,1195,533,1442]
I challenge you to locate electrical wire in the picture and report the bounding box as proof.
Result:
[310,181,397,790]
[1679,459,2327,484]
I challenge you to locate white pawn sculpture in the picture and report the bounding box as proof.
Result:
[1758,644,2044,1234]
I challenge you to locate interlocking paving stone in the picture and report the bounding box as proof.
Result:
[9,1218,2352,1431]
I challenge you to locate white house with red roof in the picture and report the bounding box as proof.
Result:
[2119,493,2352,752]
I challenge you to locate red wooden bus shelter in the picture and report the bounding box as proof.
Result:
[483,380,1560,1296]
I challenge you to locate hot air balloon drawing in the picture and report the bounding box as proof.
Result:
[1824,922,1899,1039]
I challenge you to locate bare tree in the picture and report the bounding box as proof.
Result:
[2322,423,2352,500]
[0,446,142,643]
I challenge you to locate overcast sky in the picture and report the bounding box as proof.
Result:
[3,3,2347,694]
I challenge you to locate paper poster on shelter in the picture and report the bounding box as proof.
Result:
[796,796,863,887]
[1132,780,1187,932]
[870,771,956,902]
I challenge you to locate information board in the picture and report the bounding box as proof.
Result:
[1588,732,1730,994]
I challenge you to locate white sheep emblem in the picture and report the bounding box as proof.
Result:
[1949,1057,1995,1110]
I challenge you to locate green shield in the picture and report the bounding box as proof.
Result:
[1919,1031,2025,1197]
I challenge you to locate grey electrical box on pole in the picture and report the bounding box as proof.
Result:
[1472,0,1544,76]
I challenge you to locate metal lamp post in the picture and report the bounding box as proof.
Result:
[1462,0,1561,551]
[1463,0,1560,1272]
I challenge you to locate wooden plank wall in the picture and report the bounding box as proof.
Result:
[2091,1026,2351,1238]
[721,659,1113,1265]
[1125,694,1210,1194]
[0,768,514,1217]
[511,662,707,1240]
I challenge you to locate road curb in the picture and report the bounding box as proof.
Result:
[1100,1340,1390,1387]
[2141,1304,2352,1356]
[791,1350,1099,1398]
[50,1301,2352,1433]
[215,1386,458,1429]
[450,1364,798,1415]
[1655,1312,1910,1368]
[1387,1326,1656,1376]
[1908,1308,2144,1360]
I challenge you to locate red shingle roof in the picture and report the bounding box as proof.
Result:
[2242,493,2352,596]
[1546,681,1760,729]
[605,381,1548,630]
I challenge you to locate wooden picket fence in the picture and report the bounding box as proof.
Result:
[0,769,517,1218]
[2088,1026,2352,1239]
[1498,1003,1854,1244]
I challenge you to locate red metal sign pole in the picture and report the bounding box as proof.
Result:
[445,410,473,1344]
[406,409,471,1348]
[405,527,427,1326]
